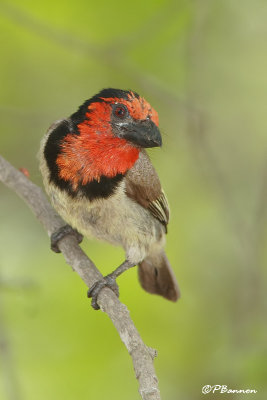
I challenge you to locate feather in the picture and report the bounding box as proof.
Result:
[138,251,180,301]
[125,150,169,230]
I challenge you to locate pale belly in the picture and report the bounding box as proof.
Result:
[48,182,165,264]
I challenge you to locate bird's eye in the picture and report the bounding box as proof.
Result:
[113,104,128,119]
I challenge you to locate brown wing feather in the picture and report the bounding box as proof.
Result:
[125,150,169,230]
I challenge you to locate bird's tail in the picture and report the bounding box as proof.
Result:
[138,251,180,301]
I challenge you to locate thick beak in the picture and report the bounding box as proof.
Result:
[123,120,162,148]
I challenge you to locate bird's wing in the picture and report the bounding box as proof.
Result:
[125,150,169,230]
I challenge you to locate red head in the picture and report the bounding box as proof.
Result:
[44,89,161,198]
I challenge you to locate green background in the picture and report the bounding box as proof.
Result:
[0,1,266,399]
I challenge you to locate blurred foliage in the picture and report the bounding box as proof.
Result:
[0,0,267,399]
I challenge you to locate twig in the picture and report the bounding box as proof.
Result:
[0,155,161,400]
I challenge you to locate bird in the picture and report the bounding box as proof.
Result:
[39,88,180,309]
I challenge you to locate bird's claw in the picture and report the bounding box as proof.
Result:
[50,224,83,253]
[87,275,119,310]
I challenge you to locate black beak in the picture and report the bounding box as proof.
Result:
[122,120,162,148]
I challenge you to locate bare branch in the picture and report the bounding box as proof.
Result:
[0,155,161,400]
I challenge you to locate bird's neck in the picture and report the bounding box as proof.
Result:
[56,121,139,189]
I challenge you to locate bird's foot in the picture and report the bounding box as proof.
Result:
[87,274,119,310]
[50,224,83,253]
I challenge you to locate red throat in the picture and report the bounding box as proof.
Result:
[56,118,139,189]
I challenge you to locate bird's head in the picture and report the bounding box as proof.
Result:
[72,88,161,148]
[44,89,162,192]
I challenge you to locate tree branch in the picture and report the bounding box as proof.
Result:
[0,155,161,400]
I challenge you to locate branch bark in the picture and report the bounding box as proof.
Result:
[0,155,161,400]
